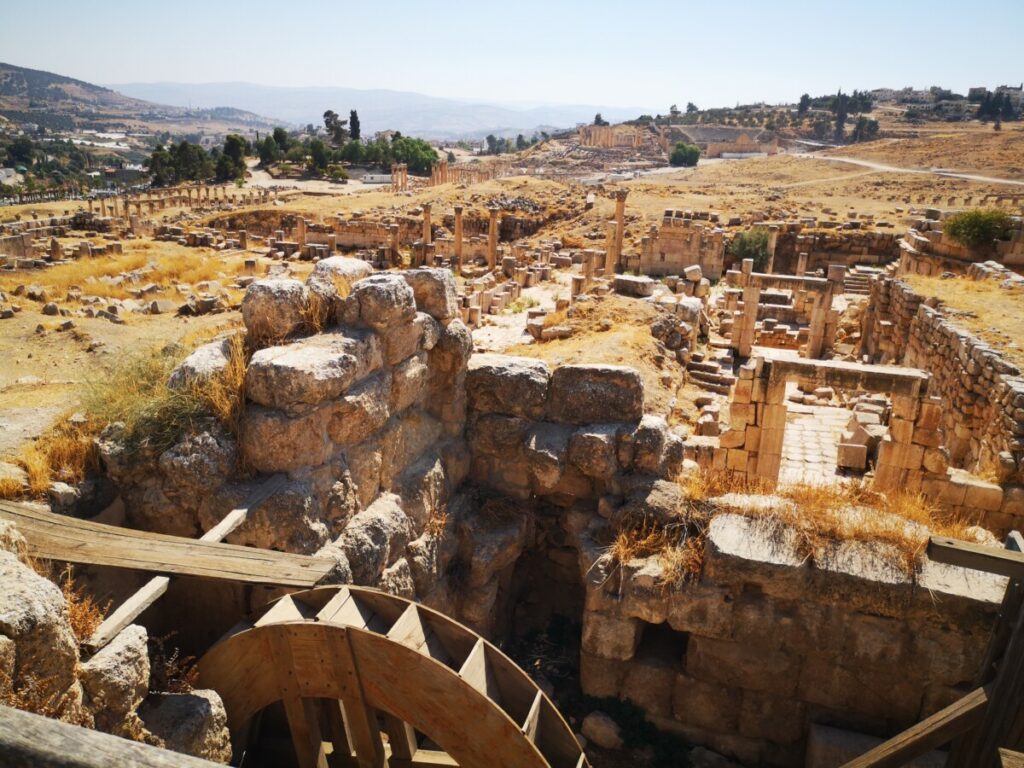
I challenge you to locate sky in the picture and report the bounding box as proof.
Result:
[1,0,1021,110]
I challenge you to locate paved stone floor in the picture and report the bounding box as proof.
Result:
[778,393,852,486]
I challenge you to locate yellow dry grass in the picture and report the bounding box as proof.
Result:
[901,274,1024,368]
[1,415,101,498]
[0,240,246,303]
[684,469,983,573]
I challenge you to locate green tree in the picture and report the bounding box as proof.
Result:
[849,116,880,143]
[309,139,330,172]
[217,134,248,181]
[447,150,456,163]
[668,142,700,167]
[944,209,1013,252]
[729,227,770,271]
[323,110,349,144]
[349,110,361,141]
[485,134,499,155]
[7,136,35,166]
[686,102,698,113]
[797,93,811,117]
[273,127,292,152]
[145,144,175,186]
[516,134,528,151]
[258,135,281,166]
[593,113,609,126]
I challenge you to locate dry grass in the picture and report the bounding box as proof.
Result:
[1,415,101,498]
[684,469,983,574]
[607,518,705,589]
[58,565,109,644]
[901,274,1024,369]
[148,633,198,694]
[0,241,245,303]
[0,670,92,726]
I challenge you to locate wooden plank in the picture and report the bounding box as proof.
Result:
[388,752,459,768]
[256,595,316,628]
[1001,748,1024,768]
[928,536,1024,579]
[458,638,490,695]
[948,532,1024,767]
[0,702,220,767]
[86,575,169,652]
[325,628,385,767]
[381,713,417,760]
[838,686,989,768]
[269,627,327,768]
[0,499,333,587]
[200,473,287,543]
[522,690,542,743]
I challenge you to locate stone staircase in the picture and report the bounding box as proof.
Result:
[843,266,885,296]
[687,344,737,394]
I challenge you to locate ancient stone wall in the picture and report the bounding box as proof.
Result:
[862,275,1024,500]
[575,509,1003,767]
[629,212,726,279]
[772,229,900,275]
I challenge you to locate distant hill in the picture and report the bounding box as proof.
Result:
[0,62,278,134]
[109,81,650,140]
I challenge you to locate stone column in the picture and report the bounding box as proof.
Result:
[612,190,628,262]
[796,251,808,276]
[453,205,464,268]
[766,224,779,274]
[99,198,107,217]
[422,203,432,244]
[737,284,760,358]
[604,221,618,275]
[486,206,500,271]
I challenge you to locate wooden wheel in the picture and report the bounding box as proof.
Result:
[197,586,589,768]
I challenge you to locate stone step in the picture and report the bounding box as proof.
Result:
[687,368,737,389]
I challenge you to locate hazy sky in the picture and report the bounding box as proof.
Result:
[2,0,1021,109]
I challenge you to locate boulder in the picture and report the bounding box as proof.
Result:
[0,551,80,709]
[457,497,530,588]
[241,278,308,342]
[239,404,333,473]
[307,256,372,298]
[246,337,364,413]
[352,274,416,333]
[466,354,550,420]
[547,365,643,424]
[80,624,150,733]
[168,338,233,390]
[328,371,392,446]
[158,428,237,498]
[403,268,458,323]
[615,479,685,527]
[340,494,412,585]
[568,425,619,478]
[139,689,232,764]
[581,711,624,750]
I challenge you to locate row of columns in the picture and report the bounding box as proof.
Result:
[391,164,409,193]
[86,186,272,218]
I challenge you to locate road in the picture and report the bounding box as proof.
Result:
[794,153,1024,187]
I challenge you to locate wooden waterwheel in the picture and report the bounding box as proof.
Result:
[198,585,590,768]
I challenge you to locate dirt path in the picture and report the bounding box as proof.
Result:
[798,153,1024,187]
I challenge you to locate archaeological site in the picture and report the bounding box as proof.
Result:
[2,7,1024,768]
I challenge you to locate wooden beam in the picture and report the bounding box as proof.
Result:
[838,686,989,768]
[86,575,169,653]
[0,703,220,766]
[1001,748,1024,768]
[928,536,1024,579]
[200,473,287,543]
[0,499,333,587]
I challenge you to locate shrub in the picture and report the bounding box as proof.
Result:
[729,227,770,271]
[944,208,1013,252]
[669,142,700,167]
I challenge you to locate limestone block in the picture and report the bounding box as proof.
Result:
[963,476,1004,512]
[726,449,748,471]
[837,443,868,471]
[672,674,742,733]
[629,415,669,475]
[239,404,332,473]
[241,278,307,341]
[328,371,391,446]
[466,354,550,420]
[468,413,528,457]
[581,612,642,660]
[379,410,443,490]
[719,429,745,450]
[352,274,416,333]
[615,479,686,527]
[621,655,675,718]
[246,336,364,413]
[581,711,624,750]
[138,689,232,764]
[340,493,411,584]
[703,514,810,600]
[456,497,530,588]
[168,338,233,390]
[382,312,435,366]
[402,267,459,322]
[390,353,429,413]
[346,437,383,509]
[580,651,627,698]
[686,635,800,697]
[568,424,619,478]
[738,690,804,744]
[546,364,644,425]
[523,422,571,493]
[80,624,150,732]
[798,655,922,723]
[890,417,914,444]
